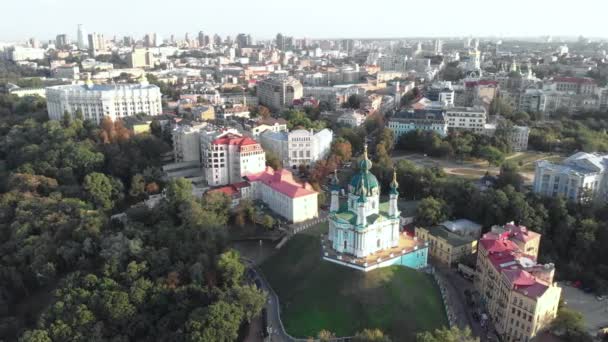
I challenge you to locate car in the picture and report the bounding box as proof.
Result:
[596,295,605,301]
[583,287,593,294]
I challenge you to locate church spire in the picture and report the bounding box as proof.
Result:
[390,168,399,195]
[359,143,373,172]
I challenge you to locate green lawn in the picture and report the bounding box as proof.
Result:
[260,223,448,340]
[506,152,564,172]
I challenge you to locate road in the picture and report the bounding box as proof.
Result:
[252,267,294,342]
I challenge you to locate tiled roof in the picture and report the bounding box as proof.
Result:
[245,167,317,199]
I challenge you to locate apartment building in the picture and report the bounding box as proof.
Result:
[415,219,481,265]
[475,223,561,342]
[445,106,487,133]
[257,77,303,111]
[387,109,448,140]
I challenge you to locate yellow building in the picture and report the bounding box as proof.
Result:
[192,106,215,121]
[415,219,481,265]
[475,223,561,342]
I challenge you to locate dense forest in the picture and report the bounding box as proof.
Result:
[0,93,266,341]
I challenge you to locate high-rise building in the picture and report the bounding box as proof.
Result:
[55,34,69,49]
[198,31,205,47]
[88,33,106,57]
[45,76,162,124]
[236,33,250,48]
[257,77,303,111]
[433,39,442,54]
[475,223,561,342]
[77,24,87,50]
[128,49,156,69]
[213,34,222,46]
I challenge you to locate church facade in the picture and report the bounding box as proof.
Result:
[328,147,400,257]
[324,146,428,271]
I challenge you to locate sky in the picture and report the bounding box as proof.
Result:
[2,0,607,42]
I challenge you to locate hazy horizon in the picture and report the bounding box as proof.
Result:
[2,0,607,42]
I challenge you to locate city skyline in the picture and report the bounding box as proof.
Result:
[2,0,608,42]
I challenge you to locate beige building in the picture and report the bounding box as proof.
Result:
[257,77,303,111]
[129,49,156,69]
[415,219,481,265]
[475,223,561,342]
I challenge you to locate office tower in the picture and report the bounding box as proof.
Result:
[88,33,106,57]
[55,34,69,49]
[77,24,87,50]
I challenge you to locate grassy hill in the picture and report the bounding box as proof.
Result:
[260,223,447,340]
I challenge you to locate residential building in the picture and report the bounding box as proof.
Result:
[45,76,162,124]
[129,49,156,69]
[77,24,87,50]
[426,81,455,106]
[7,46,45,61]
[445,106,487,133]
[259,128,333,168]
[533,152,608,202]
[52,64,80,80]
[519,89,546,113]
[202,132,266,187]
[257,77,303,111]
[246,117,288,137]
[508,126,530,152]
[215,104,250,119]
[415,219,482,265]
[387,109,448,140]
[88,33,107,57]
[324,152,428,272]
[475,223,561,342]
[191,106,215,121]
[337,110,366,127]
[172,123,207,163]
[244,167,318,223]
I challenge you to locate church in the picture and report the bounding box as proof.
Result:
[323,146,428,271]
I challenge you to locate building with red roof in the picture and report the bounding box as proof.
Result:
[244,167,318,223]
[202,130,266,187]
[475,222,561,342]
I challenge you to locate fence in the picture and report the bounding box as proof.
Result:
[425,266,457,328]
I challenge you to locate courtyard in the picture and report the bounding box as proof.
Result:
[259,222,448,340]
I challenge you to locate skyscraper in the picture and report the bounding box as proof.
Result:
[88,33,106,57]
[55,34,69,49]
[198,31,205,47]
[77,24,87,50]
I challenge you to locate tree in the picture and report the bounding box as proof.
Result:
[265,151,282,170]
[261,214,275,230]
[331,138,353,163]
[129,174,146,200]
[551,307,592,342]
[185,301,244,342]
[83,172,124,211]
[478,146,504,166]
[416,326,478,342]
[317,330,336,341]
[416,197,450,226]
[19,330,52,342]
[230,284,266,323]
[217,250,244,287]
[354,329,391,342]
[495,162,524,191]
[258,105,271,119]
[346,94,363,109]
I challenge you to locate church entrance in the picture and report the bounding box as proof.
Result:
[343,240,347,250]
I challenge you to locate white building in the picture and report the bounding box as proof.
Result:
[337,110,366,127]
[445,106,486,133]
[45,76,162,124]
[328,148,400,258]
[202,132,266,187]
[508,125,530,152]
[534,152,608,202]
[260,128,333,169]
[7,46,45,61]
[247,118,288,137]
[257,77,303,111]
[52,65,80,80]
[245,167,318,223]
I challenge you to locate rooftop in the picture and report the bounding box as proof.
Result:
[422,225,477,247]
[245,167,317,199]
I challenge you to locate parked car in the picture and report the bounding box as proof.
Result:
[596,295,605,301]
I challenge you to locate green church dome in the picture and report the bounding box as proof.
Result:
[350,144,378,195]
